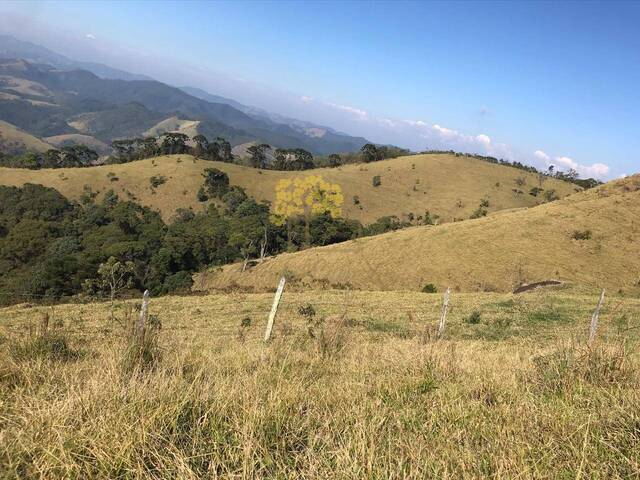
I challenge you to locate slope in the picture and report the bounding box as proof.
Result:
[0,119,53,154]
[0,59,368,154]
[0,153,578,223]
[195,175,640,294]
[44,134,110,154]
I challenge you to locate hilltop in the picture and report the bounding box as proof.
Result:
[0,152,578,223]
[196,175,640,294]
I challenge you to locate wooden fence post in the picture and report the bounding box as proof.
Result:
[135,290,149,341]
[588,289,605,346]
[264,277,286,342]
[436,287,451,339]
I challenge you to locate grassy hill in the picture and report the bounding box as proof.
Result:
[196,175,640,294]
[0,152,578,223]
[143,116,202,138]
[0,120,53,154]
[44,133,110,154]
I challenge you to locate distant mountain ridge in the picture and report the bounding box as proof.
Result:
[0,34,152,81]
[0,35,370,155]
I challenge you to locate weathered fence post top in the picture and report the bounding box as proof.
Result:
[436,287,451,340]
[136,289,150,340]
[264,277,286,343]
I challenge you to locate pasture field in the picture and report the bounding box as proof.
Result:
[1,287,639,478]
[0,120,53,154]
[197,175,640,294]
[0,152,578,222]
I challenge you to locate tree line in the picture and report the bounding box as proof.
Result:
[0,145,99,169]
[0,130,413,173]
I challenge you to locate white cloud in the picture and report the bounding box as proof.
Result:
[291,93,613,180]
[475,134,491,145]
[432,124,458,137]
[402,119,427,128]
[326,102,368,120]
[534,151,610,179]
[378,118,397,128]
[534,150,550,162]
[85,33,95,40]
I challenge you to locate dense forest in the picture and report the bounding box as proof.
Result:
[0,173,422,305]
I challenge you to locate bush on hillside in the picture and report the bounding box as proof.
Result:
[572,229,592,241]
[422,284,438,293]
[202,168,229,198]
[149,175,167,189]
[465,311,482,324]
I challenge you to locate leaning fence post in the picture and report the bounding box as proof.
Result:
[436,287,451,339]
[135,290,149,342]
[588,289,605,346]
[264,277,286,342]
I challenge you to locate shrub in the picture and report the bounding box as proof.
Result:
[202,168,230,198]
[470,206,488,219]
[422,284,437,293]
[353,195,360,205]
[297,303,316,321]
[372,175,381,187]
[196,186,208,202]
[544,189,559,202]
[466,311,482,324]
[572,229,592,240]
[529,187,543,197]
[149,175,167,188]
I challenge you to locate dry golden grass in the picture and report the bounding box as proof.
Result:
[0,120,53,154]
[197,175,640,294]
[0,152,577,222]
[43,134,110,153]
[143,117,202,138]
[0,288,638,478]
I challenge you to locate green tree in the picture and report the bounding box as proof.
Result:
[160,132,189,155]
[361,144,381,163]
[327,153,342,167]
[192,134,209,158]
[247,143,270,168]
[84,256,136,319]
[202,168,230,199]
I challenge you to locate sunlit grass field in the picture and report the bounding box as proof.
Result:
[198,175,640,294]
[1,287,639,478]
[0,152,577,223]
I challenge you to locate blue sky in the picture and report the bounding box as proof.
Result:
[1,0,639,178]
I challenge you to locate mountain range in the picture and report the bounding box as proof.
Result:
[0,35,369,156]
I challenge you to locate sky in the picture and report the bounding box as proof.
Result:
[1,0,639,179]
